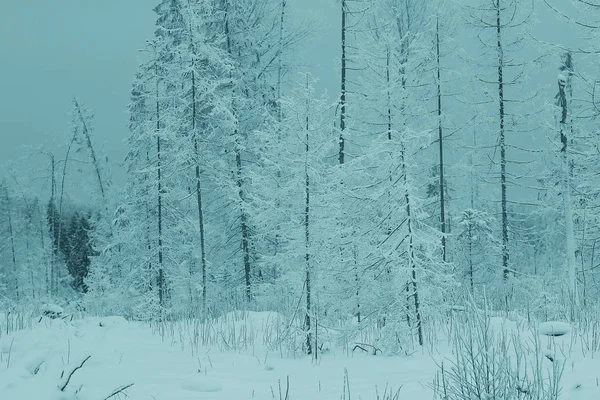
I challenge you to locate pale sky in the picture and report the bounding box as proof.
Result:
[0,0,587,198]
[0,0,339,194]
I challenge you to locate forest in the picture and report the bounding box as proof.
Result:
[2,1,600,398]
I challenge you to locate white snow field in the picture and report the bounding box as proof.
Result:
[0,311,599,400]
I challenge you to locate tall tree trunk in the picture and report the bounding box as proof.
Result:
[436,16,447,262]
[188,20,209,316]
[55,129,78,296]
[3,185,19,301]
[339,0,347,165]
[557,53,577,307]
[396,7,423,344]
[193,141,208,315]
[38,199,48,296]
[277,0,286,125]
[304,75,312,355]
[73,99,106,202]
[223,0,252,303]
[495,0,509,279]
[469,225,474,293]
[236,150,252,303]
[155,68,165,310]
[272,0,287,281]
[400,150,423,346]
[49,154,56,297]
[145,151,154,293]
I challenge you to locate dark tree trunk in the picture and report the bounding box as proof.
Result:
[304,89,312,354]
[155,69,165,309]
[223,0,252,303]
[3,185,19,301]
[339,0,347,165]
[469,225,474,293]
[495,0,509,279]
[189,31,209,316]
[49,154,57,296]
[401,154,423,346]
[73,99,106,201]
[397,7,423,344]
[436,17,447,262]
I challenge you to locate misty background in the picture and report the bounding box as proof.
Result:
[0,1,589,194]
[0,0,338,191]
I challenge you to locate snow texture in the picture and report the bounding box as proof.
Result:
[539,321,572,336]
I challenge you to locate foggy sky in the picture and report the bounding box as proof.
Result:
[0,0,339,194]
[0,0,588,197]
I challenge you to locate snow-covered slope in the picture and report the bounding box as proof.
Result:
[1,313,599,399]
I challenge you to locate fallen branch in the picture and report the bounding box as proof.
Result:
[60,355,91,391]
[103,383,134,400]
[353,342,381,355]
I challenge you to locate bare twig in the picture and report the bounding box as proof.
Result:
[102,383,134,400]
[60,355,91,392]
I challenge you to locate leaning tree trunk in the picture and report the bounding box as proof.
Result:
[73,99,106,202]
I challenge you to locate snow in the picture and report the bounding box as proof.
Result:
[558,73,567,84]
[539,321,572,336]
[180,377,223,392]
[0,312,599,400]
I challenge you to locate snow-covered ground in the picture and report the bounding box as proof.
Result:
[1,312,599,399]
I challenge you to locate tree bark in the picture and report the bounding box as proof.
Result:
[436,16,447,262]
[73,99,106,202]
[188,18,209,316]
[339,0,347,165]
[304,75,312,354]
[155,66,165,310]
[557,53,577,307]
[223,0,252,303]
[3,185,19,301]
[495,0,509,280]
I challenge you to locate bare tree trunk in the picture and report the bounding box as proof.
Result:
[395,5,423,345]
[469,225,474,293]
[557,52,577,307]
[436,16,447,262]
[495,0,509,280]
[400,151,423,346]
[3,185,19,301]
[194,144,208,314]
[73,99,106,202]
[339,0,347,165]
[223,0,252,303]
[55,129,79,296]
[236,150,252,303]
[277,0,286,124]
[304,75,312,354]
[49,154,56,297]
[187,18,209,317]
[155,68,165,310]
[145,152,153,293]
[37,199,48,296]
[272,0,287,281]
